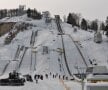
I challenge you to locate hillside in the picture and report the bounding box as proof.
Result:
[0,14,107,90]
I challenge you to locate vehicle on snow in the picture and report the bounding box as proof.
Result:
[0,70,25,86]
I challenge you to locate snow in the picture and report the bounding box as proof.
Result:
[0,79,81,90]
[63,22,108,66]
[0,15,107,90]
[0,14,30,22]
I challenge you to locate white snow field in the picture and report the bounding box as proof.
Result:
[0,15,107,90]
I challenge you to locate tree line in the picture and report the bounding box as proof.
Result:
[67,13,108,36]
[0,7,42,20]
[0,8,25,19]
[27,8,42,19]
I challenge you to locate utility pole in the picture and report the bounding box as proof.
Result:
[80,67,85,90]
[30,47,33,71]
[75,66,85,90]
[34,51,37,71]
[81,76,84,90]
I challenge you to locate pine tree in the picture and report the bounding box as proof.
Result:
[27,8,31,17]
[105,25,108,36]
[67,13,73,25]
[100,22,105,30]
[81,18,88,30]
[67,13,77,26]
[105,16,108,37]
[90,20,98,31]
[106,16,108,25]
[71,13,78,26]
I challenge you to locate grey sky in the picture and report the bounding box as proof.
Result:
[0,0,108,21]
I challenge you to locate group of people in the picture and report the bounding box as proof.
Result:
[34,74,44,83]
[34,72,71,84]
[49,73,69,80]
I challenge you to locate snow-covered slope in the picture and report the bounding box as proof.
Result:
[0,15,107,90]
[63,23,108,66]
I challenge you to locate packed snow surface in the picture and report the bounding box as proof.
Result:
[0,15,107,90]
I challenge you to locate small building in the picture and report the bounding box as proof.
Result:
[42,46,49,54]
[87,66,108,83]
[86,84,108,90]
[86,66,108,90]
[42,11,52,23]
[42,11,50,18]
[18,5,26,16]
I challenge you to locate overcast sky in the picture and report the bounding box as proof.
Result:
[0,0,108,21]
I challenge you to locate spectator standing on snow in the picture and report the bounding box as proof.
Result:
[45,74,48,79]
